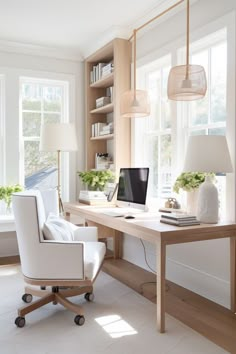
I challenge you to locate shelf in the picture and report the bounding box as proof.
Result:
[90,103,113,114]
[90,73,114,88]
[90,134,114,141]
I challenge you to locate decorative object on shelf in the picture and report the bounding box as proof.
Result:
[95,153,113,170]
[0,184,23,214]
[167,0,207,100]
[120,29,150,118]
[173,171,212,215]
[95,96,111,109]
[78,170,114,191]
[40,123,78,213]
[120,0,207,118]
[183,135,233,223]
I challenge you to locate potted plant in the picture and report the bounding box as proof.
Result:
[173,172,214,214]
[77,170,114,191]
[0,184,23,213]
[173,172,212,193]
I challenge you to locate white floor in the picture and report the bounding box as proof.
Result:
[0,265,228,354]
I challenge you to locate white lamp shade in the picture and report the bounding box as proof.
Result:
[40,123,78,152]
[183,135,233,173]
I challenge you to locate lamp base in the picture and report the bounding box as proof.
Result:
[197,176,218,223]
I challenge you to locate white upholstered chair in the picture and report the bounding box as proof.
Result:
[12,190,106,327]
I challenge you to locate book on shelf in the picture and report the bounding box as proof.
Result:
[101,62,114,77]
[106,86,113,101]
[90,62,108,84]
[95,96,111,108]
[91,122,107,137]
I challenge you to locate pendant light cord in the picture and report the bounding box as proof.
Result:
[133,29,137,99]
[186,0,190,78]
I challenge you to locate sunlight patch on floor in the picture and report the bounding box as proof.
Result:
[95,314,138,338]
[0,266,19,276]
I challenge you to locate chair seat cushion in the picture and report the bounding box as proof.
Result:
[83,242,106,280]
[43,214,75,241]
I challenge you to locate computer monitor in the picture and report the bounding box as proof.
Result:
[116,167,149,210]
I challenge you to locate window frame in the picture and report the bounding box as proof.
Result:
[19,76,72,201]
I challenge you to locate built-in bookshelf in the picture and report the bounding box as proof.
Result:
[85,38,131,174]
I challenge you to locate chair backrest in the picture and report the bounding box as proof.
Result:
[12,190,52,278]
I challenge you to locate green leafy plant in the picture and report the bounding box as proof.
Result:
[78,170,114,191]
[0,184,23,209]
[173,172,214,193]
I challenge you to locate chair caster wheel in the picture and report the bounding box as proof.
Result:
[74,315,85,326]
[15,316,25,328]
[22,293,33,303]
[84,292,94,302]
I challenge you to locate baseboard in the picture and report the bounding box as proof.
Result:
[166,257,230,309]
[0,255,20,265]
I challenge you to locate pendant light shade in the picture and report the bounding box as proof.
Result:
[168,64,207,101]
[120,89,150,118]
[121,29,150,118]
[167,0,207,101]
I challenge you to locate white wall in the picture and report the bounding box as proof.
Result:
[123,0,236,309]
[0,47,84,256]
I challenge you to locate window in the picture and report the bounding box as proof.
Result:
[0,75,5,185]
[19,78,69,195]
[134,28,228,215]
[134,55,172,205]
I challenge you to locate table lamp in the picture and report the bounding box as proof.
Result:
[40,123,78,212]
[183,135,233,223]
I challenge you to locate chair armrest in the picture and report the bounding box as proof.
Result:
[24,240,85,280]
[73,226,98,242]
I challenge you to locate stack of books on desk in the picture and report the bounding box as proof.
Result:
[160,213,200,226]
[79,191,108,205]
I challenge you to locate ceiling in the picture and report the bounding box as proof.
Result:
[0,0,183,60]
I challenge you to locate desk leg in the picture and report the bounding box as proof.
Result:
[64,212,71,221]
[156,240,166,333]
[230,237,236,313]
[114,231,123,259]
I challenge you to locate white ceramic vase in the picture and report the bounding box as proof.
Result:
[197,176,218,223]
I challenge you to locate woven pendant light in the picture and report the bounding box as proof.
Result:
[120,29,150,118]
[167,0,207,101]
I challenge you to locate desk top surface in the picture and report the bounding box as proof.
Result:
[64,202,236,245]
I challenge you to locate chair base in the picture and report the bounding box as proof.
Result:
[16,285,93,326]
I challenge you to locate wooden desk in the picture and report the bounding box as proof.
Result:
[64,202,236,333]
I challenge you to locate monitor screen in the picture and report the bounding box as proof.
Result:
[116,168,149,209]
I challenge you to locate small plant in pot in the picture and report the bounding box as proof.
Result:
[173,172,213,193]
[0,184,23,213]
[173,172,215,214]
[77,170,114,191]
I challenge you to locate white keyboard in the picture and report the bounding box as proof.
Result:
[101,208,144,217]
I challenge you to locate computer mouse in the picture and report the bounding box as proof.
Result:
[124,215,135,219]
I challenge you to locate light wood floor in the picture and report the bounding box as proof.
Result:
[1,255,235,352]
[102,258,236,354]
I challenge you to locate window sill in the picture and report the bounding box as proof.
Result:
[0,215,15,232]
